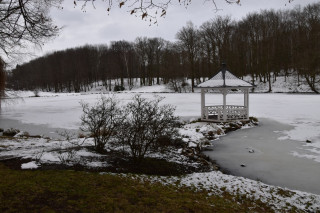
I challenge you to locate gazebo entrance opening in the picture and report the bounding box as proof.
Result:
[200,88,249,122]
[197,64,254,122]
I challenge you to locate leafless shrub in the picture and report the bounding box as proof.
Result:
[3,128,20,137]
[57,129,88,148]
[58,130,75,141]
[56,130,86,165]
[58,149,78,165]
[115,95,179,160]
[168,78,190,93]
[34,149,45,164]
[78,132,87,138]
[80,96,124,153]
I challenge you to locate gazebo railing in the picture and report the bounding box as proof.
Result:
[203,105,247,121]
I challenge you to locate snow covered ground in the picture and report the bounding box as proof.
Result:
[242,74,316,93]
[131,171,320,212]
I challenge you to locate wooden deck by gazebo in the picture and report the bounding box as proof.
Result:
[196,64,254,122]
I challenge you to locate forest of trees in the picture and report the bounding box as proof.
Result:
[8,3,320,93]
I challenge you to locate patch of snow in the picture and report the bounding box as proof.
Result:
[21,161,39,169]
[179,122,224,145]
[291,151,320,163]
[130,85,172,93]
[188,142,197,148]
[305,140,320,149]
[241,124,253,129]
[41,152,60,162]
[77,149,101,157]
[182,138,189,143]
[85,161,108,168]
[179,128,204,142]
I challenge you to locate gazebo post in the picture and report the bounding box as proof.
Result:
[246,88,249,119]
[244,88,248,120]
[201,88,205,119]
[244,88,247,108]
[223,88,227,122]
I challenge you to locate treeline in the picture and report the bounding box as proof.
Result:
[8,3,320,93]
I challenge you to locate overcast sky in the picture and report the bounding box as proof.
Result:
[35,0,318,60]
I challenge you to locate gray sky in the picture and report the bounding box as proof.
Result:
[37,0,318,58]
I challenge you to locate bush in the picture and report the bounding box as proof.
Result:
[114,85,125,92]
[249,116,259,123]
[3,128,20,137]
[156,136,185,151]
[116,95,179,160]
[16,131,30,137]
[80,95,180,158]
[80,96,124,153]
[168,79,190,93]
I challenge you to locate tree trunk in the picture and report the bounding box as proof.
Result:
[305,74,319,94]
[268,72,272,92]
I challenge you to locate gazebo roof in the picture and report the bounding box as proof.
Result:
[197,68,253,88]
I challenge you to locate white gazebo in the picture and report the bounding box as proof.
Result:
[196,64,254,122]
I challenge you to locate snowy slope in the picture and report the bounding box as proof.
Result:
[243,74,317,93]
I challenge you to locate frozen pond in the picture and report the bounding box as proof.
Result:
[204,118,320,195]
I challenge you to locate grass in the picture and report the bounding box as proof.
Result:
[0,163,277,212]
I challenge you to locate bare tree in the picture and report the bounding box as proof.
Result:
[0,0,61,108]
[75,0,242,24]
[9,2,320,94]
[146,38,165,85]
[176,21,200,92]
[200,16,234,76]
[111,40,135,87]
[0,0,60,57]
[135,37,148,86]
[76,0,294,25]
[302,3,320,93]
